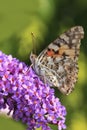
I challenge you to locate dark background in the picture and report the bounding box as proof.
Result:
[0,0,86,130]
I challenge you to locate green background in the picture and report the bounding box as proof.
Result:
[0,0,86,130]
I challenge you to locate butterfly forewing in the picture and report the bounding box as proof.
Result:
[30,26,84,95]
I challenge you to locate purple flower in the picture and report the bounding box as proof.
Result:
[0,51,67,130]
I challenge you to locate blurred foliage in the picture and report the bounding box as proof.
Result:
[0,0,87,130]
[0,114,26,130]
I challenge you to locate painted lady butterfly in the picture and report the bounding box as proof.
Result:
[30,26,84,95]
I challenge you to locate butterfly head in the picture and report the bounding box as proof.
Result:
[30,52,37,64]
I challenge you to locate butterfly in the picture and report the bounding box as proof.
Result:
[30,26,84,95]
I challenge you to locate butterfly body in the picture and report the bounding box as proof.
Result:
[30,26,84,95]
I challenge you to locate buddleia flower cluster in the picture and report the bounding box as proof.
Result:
[0,51,67,130]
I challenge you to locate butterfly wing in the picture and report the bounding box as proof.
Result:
[36,26,84,95]
[38,26,84,94]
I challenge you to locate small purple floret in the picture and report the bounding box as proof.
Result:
[0,51,67,130]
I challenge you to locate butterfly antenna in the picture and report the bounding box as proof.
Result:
[31,32,37,55]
